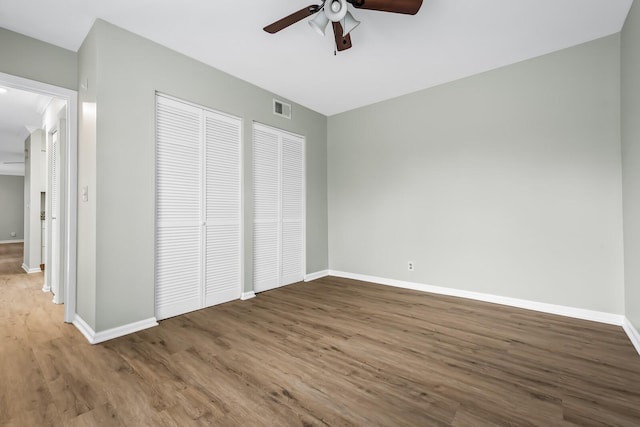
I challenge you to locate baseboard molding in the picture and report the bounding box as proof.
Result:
[328,270,625,326]
[73,315,96,344]
[241,291,256,301]
[73,315,158,345]
[42,283,51,292]
[21,263,42,274]
[0,239,24,244]
[304,270,330,282]
[623,317,640,357]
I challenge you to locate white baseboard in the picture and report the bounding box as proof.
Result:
[73,315,158,345]
[22,263,42,274]
[42,283,51,292]
[623,317,640,357]
[304,270,330,282]
[73,315,96,344]
[328,270,625,326]
[0,239,24,244]
[241,291,256,301]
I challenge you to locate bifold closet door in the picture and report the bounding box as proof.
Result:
[253,123,304,293]
[204,112,242,307]
[280,134,305,286]
[253,126,280,292]
[155,97,203,320]
[48,130,61,297]
[155,95,241,321]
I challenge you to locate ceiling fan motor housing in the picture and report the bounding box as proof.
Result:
[325,0,348,22]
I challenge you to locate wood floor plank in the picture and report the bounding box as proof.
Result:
[62,403,125,427]
[2,251,640,426]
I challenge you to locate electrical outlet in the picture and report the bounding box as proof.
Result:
[408,261,414,271]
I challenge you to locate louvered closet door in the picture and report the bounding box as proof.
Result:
[253,123,304,293]
[253,125,280,292]
[49,131,60,296]
[155,96,203,320]
[204,111,242,306]
[281,134,305,286]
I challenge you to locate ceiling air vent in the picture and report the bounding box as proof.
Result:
[273,99,291,119]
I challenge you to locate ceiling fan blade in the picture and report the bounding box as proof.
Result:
[332,22,352,51]
[263,5,321,34]
[348,0,423,15]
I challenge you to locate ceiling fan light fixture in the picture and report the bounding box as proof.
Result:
[309,10,330,36]
[325,0,348,22]
[263,0,424,53]
[342,11,360,35]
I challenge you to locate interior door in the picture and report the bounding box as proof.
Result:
[155,95,242,320]
[49,129,61,302]
[204,111,242,307]
[280,133,305,286]
[155,96,203,320]
[253,125,280,292]
[253,123,305,293]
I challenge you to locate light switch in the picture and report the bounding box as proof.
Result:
[82,186,88,202]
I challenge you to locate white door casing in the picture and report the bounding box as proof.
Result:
[0,72,78,324]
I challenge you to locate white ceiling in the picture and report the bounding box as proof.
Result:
[0,0,633,116]
[0,86,51,176]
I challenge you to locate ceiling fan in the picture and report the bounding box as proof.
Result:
[263,0,423,52]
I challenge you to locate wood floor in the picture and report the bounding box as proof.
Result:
[0,242,25,275]
[1,266,640,426]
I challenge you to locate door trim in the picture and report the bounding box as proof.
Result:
[0,72,78,324]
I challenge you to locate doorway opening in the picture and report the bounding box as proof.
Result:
[0,71,78,323]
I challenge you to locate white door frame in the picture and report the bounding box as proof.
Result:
[0,71,78,324]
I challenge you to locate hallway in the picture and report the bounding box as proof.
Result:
[0,245,75,425]
[0,242,25,275]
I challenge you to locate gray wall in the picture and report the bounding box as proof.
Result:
[0,175,24,241]
[76,27,98,328]
[328,35,625,314]
[622,1,640,331]
[0,27,77,90]
[78,20,328,332]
